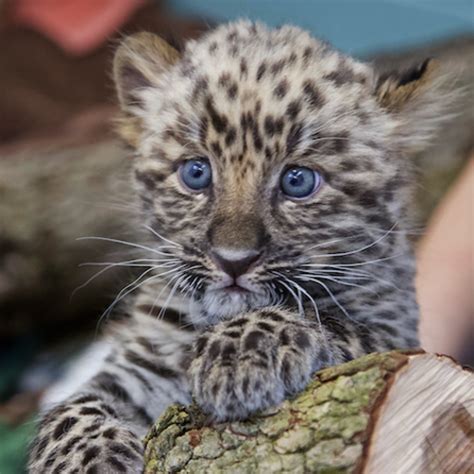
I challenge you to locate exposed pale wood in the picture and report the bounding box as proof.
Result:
[365,354,474,474]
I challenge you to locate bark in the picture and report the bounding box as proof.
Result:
[144,351,474,473]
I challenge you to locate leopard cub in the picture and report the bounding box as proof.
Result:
[29,20,452,473]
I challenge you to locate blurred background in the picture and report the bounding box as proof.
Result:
[0,1,472,472]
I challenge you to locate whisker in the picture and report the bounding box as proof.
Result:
[77,236,174,257]
[158,274,188,320]
[306,232,369,251]
[144,224,183,249]
[296,274,361,327]
[146,271,184,319]
[306,223,422,254]
[274,278,305,317]
[299,266,374,277]
[309,223,398,259]
[303,252,406,268]
[96,264,188,332]
[79,259,177,267]
[297,273,379,296]
[146,264,202,319]
[274,272,316,320]
[273,272,335,364]
[185,276,200,309]
[72,258,179,298]
[94,270,161,336]
[299,266,400,290]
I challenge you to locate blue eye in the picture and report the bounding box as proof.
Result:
[179,158,212,191]
[280,166,321,199]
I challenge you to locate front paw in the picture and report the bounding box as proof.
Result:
[189,309,322,420]
[190,342,284,420]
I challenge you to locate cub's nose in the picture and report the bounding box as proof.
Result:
[211,248,261,279]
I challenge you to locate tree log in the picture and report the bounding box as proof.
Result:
[0,128,134,337]
[143,351,474,473]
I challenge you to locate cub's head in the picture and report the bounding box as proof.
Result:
[113,21,449,325]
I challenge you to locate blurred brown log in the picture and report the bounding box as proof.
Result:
[0,111,134,338]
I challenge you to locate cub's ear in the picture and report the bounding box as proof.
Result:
[113,32,180,110]
[113,33,180,146]
[375,58,455,153]
[376,58,434,111]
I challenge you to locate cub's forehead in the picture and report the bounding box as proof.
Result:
[140,21,380,159]
[184,22,373,99]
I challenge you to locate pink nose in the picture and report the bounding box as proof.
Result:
[211,249,261,278]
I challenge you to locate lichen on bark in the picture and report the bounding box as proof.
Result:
[144,351,411,473]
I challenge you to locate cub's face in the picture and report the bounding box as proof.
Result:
[113,22,442,324]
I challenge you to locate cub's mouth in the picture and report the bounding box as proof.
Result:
[222,284,250,294]
[208,275,257,294]
[198,277,275,322]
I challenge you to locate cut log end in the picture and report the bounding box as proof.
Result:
[366,353,474,474]
[143,351,474,473]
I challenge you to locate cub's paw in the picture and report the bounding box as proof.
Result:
[189,309,325,420]
[189,336,284,420]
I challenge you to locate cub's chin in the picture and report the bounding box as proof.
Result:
[191,286,273,326]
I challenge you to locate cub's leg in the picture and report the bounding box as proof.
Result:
[29,313,195,474]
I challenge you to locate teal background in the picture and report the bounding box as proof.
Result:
[172,0,473,56]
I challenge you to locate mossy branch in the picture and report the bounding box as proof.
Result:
[143,350,473,473]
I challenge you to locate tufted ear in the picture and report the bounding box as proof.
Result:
[113,33,180,146]
[376,58,435,110]
[375,58,455,153]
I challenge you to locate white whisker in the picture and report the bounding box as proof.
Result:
[296,274,361,327]
[146,264,201,320]
[144,224,183,248]
[158,274,188,320]
[72,257,180,298]
[299,266,400,291]
[303,252,405,268]
[96,264,188,331]
[146,271,184,319]
[306,232,368,251]
[297,273,378,296]
[94,271,161,336]
[275,278,305,317]
[79,258,177,267]
[77,236,173,257]
[273,272,334,364]
[309,223,397,259]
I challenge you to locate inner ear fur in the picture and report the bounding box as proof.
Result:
[376,58,437,111]
[375,58,457,152]
[113,32,180,147]
[113,32,180,110]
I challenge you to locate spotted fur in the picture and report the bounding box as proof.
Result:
[29,21,452,473]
